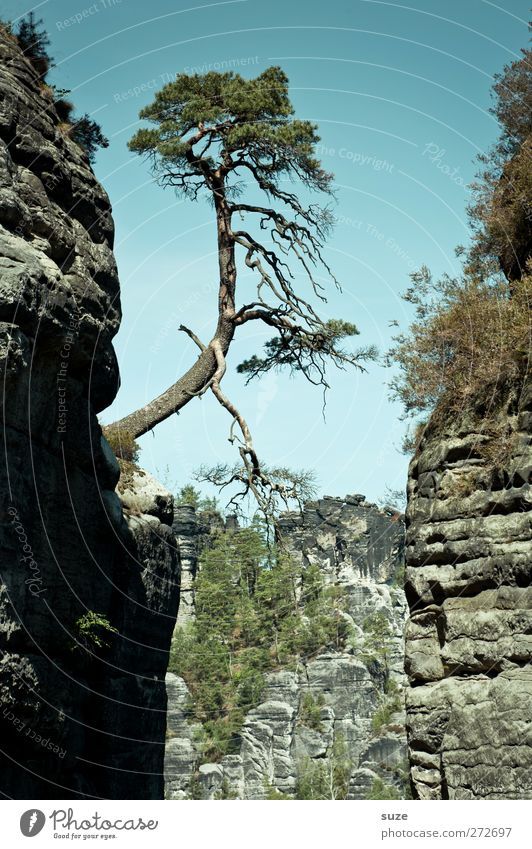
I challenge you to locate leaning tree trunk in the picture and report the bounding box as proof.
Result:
[109,189,236,439]
[108,318,235,438]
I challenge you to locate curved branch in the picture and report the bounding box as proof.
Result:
[205,339,314,523]
[179,323,207,352]
[108,319,234,438]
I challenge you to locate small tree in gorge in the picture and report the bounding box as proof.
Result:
[109,67,375,514]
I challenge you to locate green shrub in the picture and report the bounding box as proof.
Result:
[299,691,326,731]
[264,782,292,800]
[391,559,405,589]
[388,42,532,437]
[187,773,204,800]
[295,758,328,800]
[102,426,140,464]
[71,611,118,653]
[54,98,75,123]
[215,779,238,800]
[371,688,403,733]
[360,611,394,684]
[175,484,221,520]
[10,14,108,164]
[388,267,532,422]
[284,564,349,658]
[16,12,52,79]
[176,485,201,508]
[71,114,109,163]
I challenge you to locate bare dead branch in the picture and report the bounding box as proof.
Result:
[179,324,207,352]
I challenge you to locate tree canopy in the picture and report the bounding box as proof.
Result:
[129,67,332,200]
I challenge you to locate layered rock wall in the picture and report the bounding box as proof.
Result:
[405,381,532,799]
[0,32,179,799]
[165,496,408,799]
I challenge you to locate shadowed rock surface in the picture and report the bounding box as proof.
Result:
[405,379,532,799]
[0,31,179,799]
[165,496,408,799]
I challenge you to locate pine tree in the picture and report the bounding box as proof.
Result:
[16,13,52,79]
[71,115,109,164]
[108,67,375,516]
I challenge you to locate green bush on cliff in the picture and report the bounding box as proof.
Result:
[388,44,532,443]
[169,524,347,761]
[175,485,202,508]
[387,267,532,421]
[359,610,394,684]
[69,114,110,164]
[102,426,140,464]
[264,782,292,800]
[371,680,403,733]
[299,691,326,732]
[71,611,118,654]
[16,12,52,79]
[7,14,109,163]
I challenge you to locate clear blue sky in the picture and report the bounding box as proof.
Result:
[5,0,530,504]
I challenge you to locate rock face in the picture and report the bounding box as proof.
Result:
[405,380,532,799]
[165,496,408,799]
[0,32,179,798]
[171,506,206,623]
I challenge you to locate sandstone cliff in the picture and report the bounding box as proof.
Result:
[0,31,179,799]
[165,496,408,799]
[405,380,532,799]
